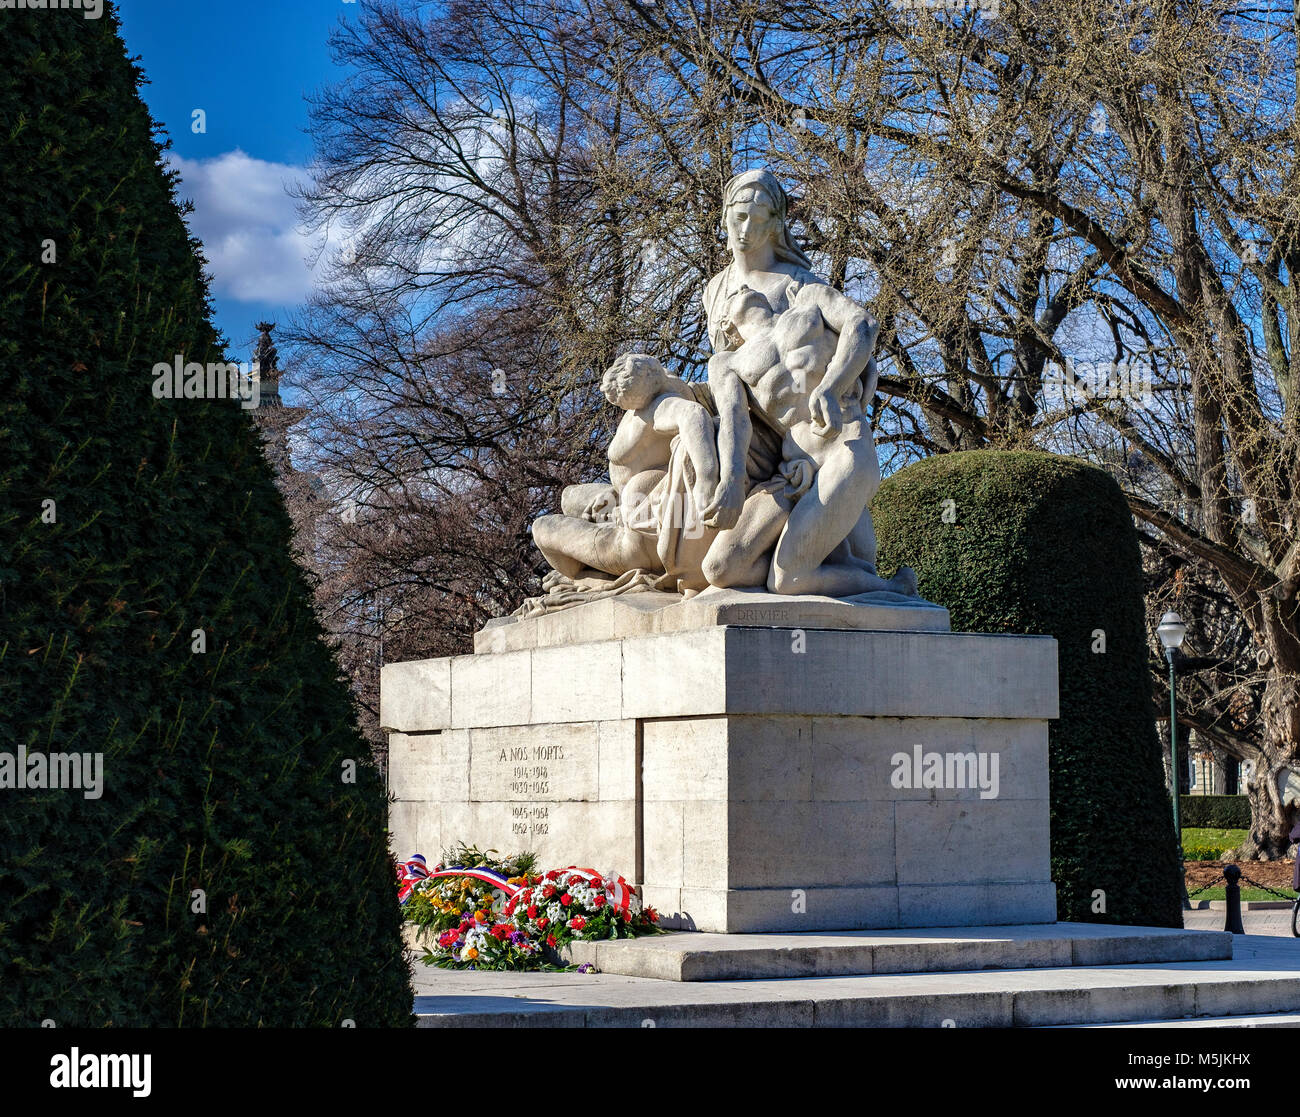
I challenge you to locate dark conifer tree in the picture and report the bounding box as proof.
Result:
[0,5,412,1025]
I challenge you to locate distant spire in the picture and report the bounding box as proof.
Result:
[253,321,278,374]
[252,322,281,408]
[248,322,306,480]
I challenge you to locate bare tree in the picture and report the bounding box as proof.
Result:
[287,0,1298,854]
[285,0,668,734]
[584,0,1299,855]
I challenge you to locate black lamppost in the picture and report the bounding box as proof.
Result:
[1158,611,1192,911]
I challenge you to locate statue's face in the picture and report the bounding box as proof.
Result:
[721,288,772,343]
[602,358,660,410]
[726,187,779,254]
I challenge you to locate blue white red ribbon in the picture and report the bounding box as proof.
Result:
[397,854,432,904]
[399,855,635,914]
[397,854,522,904]
[555,867,634,916]
[424,867,520,896]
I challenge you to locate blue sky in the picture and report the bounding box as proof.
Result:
[116,0,363,358]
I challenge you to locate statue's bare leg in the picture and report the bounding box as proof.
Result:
[844,508,879,573]
[767,431,909,597]
[532,514,660,580]
[700,484,791,589]
[844,435,881,571]
[560,482,618,521]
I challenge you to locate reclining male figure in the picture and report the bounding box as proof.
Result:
[703,285,916,598]
[533,353,720,590]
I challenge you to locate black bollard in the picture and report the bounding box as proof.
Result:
[1223,864,1246,935]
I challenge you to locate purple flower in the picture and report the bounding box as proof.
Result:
[577,963,596,974]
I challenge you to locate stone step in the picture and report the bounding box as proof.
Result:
[563,922,1232,981]
[414,960,1300,1028]
[1062,1013,1300,1029]
[412,935,1300,1028]
[1192,900,1294,911]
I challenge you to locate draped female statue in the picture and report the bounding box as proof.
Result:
[520,168,916,613]
[697,168,915,598]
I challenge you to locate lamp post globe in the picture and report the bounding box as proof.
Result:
[1158,611,1187,651]
[1159,611,1190,655]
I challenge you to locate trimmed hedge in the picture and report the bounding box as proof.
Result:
[1180,795,1251,830]
[874,450,1183,928]
[0,6,412,1024]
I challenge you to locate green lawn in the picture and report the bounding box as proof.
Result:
[1181,828,1295,900]
[1182,827,1248,858]
[1188,887,1290,902]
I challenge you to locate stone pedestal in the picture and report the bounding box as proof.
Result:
[382,607,1059,933]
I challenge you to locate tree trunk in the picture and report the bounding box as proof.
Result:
[1241,661,1300,860]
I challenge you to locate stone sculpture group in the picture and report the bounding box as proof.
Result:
[384,171,1062,937]
[524,168,918,615]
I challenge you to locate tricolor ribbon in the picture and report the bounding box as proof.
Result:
[400,856,636,914]
[425,867,521,896]
[555,866,635,916]
[396,855,432,904]
[398,854,522,905]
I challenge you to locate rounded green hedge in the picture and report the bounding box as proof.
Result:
[1180,795,1251,830]
[874,450,1183,927]
[0,8,411,1025]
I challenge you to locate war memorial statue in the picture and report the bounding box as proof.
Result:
[382,169,1059,934]
[522,168,920,616]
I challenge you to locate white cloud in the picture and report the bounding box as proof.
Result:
[167,149,330,304]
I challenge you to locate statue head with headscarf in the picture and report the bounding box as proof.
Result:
[721,168,813,271]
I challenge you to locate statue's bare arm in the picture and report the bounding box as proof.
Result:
[651,394,721,496]
[700,352,751,530]
[796,284,879,435]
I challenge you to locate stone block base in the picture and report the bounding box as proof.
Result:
[382,624,1059,933]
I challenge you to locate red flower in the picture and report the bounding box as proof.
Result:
[567,916,586,931]
[593,894,606,908]
[647,908,660,923]
[542,885,556,899]
[492,923,513,940]
[527,905,538,919]
[622,911,632,923]
[537,917,548,930]
[560,893,572,906]
[546,934,558,948]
